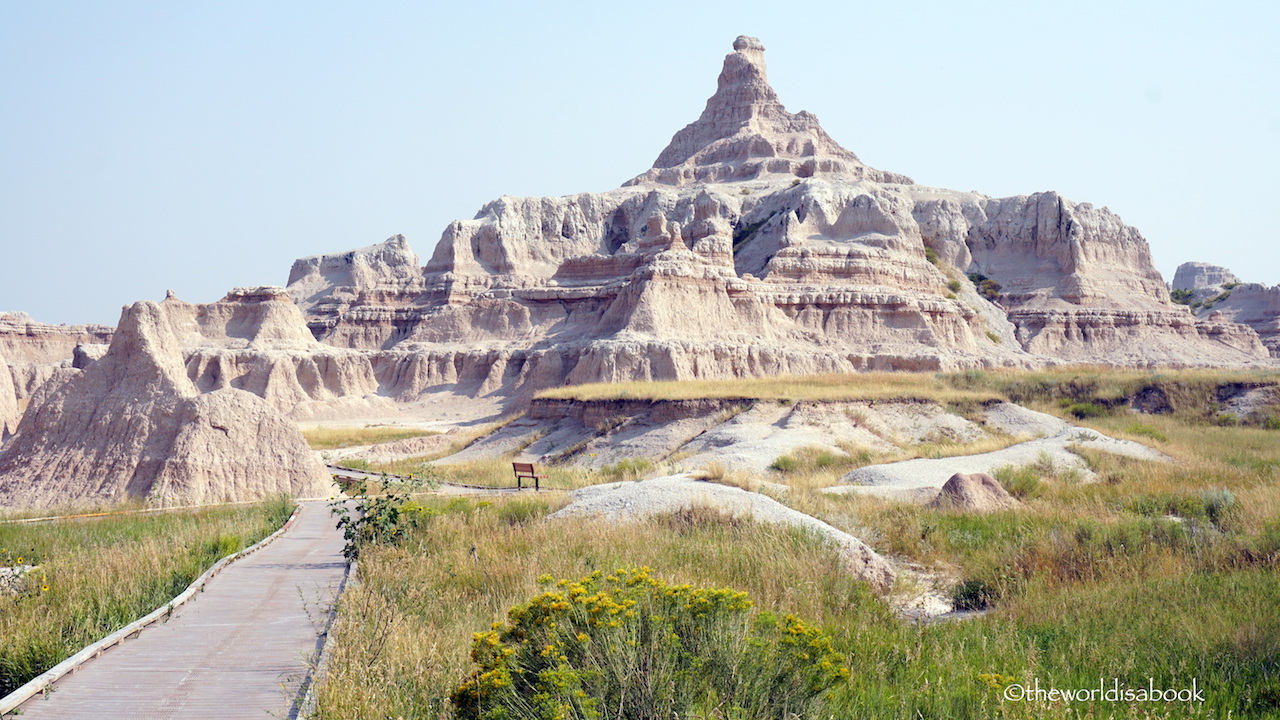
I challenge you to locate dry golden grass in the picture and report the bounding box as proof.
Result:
[304,425,440,450]
[536,372,1002,405]
[316,495,887,719]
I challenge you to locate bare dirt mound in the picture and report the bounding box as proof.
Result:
[0,301,330,509]
[926,473,1019,512]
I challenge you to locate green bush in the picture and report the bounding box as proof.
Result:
[769,455,799,473]
[452,568,849,720]
[924,247,940,266]
[951,578,997,610]
[1170,288,1194,305]
[331,475,434,559]
[991,464,1043,499]
[1066,402,1108,419]
[946,279,962,294]
[966,272,1002,301]
[1201,488,1236,527]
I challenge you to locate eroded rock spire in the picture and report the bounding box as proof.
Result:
[629,35,912,186]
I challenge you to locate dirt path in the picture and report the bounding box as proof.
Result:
[13,501,347,720]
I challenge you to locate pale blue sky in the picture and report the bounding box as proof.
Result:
[3,1,1277,325]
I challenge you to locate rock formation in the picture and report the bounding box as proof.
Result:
[1168,262,1279,358]
[1172,262,1240,293]
[926,472,1019,512]
[0,312,114,366]
[0,347,18,438]
[271,34,1267,404]
[0,301,330,509]
[9,37,1273,431]
[1204,284,1280,357]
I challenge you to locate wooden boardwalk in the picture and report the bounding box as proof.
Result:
[14,501,348,719]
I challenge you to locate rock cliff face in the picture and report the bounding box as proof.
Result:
[1207,284,1280,358]
[274,34,1267,397]
[0,347,18,438]
[0,312,114,366]
[0,301,330,509]
[1173,262,1240,293]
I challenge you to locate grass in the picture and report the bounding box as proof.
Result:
[303,425,440,450]
[0,497,294,695]
[315,489,1280,719]
[536,372,1003,405]
[314,367,1280,718]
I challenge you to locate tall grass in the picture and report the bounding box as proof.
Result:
[0,497,294,694]
[315,492,1280,719]
[315,368,1280,718]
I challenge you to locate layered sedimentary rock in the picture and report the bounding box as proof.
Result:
[0,348,18,438]
[18,37,1265,427]
[0,312,114,365]
[1186,282,1280,358]
[1172,262,1240,293]
[269,34,1265,401]
[0,301,330,509]
[1164,262,1279,358]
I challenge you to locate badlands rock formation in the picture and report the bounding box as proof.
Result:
[0,347,18,438]
[276,35,1266,403]
[1172,262,1280,358]
[0,312,114,366]
[0,311,114,411]
[5,37,1272,432]
[1172,262,1240,293]
[0,301,330,509]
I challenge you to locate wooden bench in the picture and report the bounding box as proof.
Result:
[512,462,548,491]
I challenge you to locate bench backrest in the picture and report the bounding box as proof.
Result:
[512,462,538,476]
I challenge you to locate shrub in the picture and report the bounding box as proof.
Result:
[967,272,1002,301]
[452,568,849,720]
[1201,488,1236,527]
[331,475,435,559]
[991,464,1043,499]
[769,455,798,473]
[946,279,962,294]
[1066,402,1108,419]
[952,578,997,610]
[1170,288,1194,305]
[924,247,941,266]
[595,416,627,435]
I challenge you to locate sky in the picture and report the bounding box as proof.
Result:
[2,0,1277,326]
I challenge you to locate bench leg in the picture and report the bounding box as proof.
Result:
[517,476,522,490]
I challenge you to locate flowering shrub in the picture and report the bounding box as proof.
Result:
[452,567,849,719]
